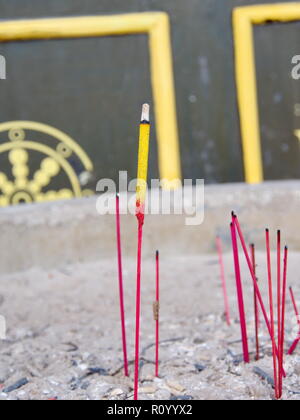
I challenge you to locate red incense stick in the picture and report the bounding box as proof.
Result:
[265,229,279,399]
[155,250,160,377]
[134,218,144,400]
[277,231,281,350]
[230,222,249,363]
[279,246,288,394]
[115,194,129,377]
[288,338,299,355]
[277,231,282,394]
[288,287,300,355]
[216,236,231,326]
[250,243,260,361]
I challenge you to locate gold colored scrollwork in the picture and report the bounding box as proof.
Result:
[0,121,94,206]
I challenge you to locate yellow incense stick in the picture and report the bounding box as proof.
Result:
[134,103,150,400]
[136,103,150,211]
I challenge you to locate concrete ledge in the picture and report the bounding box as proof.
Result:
[0,180,300,274]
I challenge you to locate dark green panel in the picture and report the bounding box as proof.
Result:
[0,36,156,189]
[255,21,300,180]
[0,0,299,188]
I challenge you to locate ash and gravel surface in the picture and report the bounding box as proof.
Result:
[0,253,299,400]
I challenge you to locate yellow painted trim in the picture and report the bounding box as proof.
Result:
[149,14,181,186]
[294,129,300,141]
[0,13,182,185]
[233,3,300,184]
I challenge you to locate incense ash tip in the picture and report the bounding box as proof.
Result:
[231,211,235,217]
[141,103,150,122]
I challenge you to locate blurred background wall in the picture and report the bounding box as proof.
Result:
[0,0,299,192]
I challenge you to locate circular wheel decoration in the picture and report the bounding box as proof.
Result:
[0,121,94,207]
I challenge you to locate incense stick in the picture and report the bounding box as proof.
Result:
[134,104,150,401]
[250,243,260,361]
[277,231,282,394]
[288,287,300,355]
[155,250,160,377]
[277,231,281,353]
[265,229,279,399]
[230,222,249,363]
[279,246,288,394]
[115,194,129,377]
[288,338,299,355]
[216,236,231,326]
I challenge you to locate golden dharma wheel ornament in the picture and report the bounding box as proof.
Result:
[0,121,94,207]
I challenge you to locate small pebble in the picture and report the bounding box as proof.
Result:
[110,388,124,396]
[3,378,29,393]
[195,363,206,372]
[155,389,171,400]
[171,395,193,400]
[79,364,88,371]
[139,386,157,394]
[166,381,185,393]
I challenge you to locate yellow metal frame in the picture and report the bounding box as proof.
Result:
[0,13,181,185]
[233,3,300,184]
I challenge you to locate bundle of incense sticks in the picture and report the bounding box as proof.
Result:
[230,213,289,399]
[134,104,150,401]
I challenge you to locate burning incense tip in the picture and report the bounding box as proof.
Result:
[285,246,288,250]
[231,211,236,217]
[156,250,159,257]
[265,228,269,232]
[141,103,150,123]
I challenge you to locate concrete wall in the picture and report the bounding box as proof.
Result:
[1,180,299,274]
